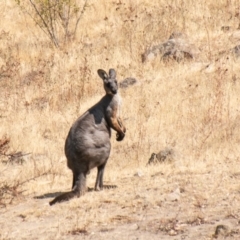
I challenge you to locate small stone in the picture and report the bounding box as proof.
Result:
[166,188,181,201]
[168,229,178,236]
[129,224,139,230]
[134,171,144,177]
[213,224,230,238]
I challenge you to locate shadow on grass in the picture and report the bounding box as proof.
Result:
[34,185,117,199]
[87,185,118,192]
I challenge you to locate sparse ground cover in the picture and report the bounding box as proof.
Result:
[1,0,240,239]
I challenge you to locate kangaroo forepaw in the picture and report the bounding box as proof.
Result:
[116,132,125,141]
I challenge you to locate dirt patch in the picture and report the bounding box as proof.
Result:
[1,164,240,240]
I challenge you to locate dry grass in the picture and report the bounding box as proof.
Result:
[1,0,240,239]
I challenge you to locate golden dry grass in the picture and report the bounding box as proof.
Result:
[1,0,240,239]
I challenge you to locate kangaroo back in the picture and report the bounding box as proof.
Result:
[49,68,126,205]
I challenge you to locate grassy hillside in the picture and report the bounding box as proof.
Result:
[1,0,240,239]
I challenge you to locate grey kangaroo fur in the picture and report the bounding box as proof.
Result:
[49,68,126,205]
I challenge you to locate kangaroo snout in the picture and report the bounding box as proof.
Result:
[111,89,117,94]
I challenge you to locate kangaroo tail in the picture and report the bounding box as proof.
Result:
[50,173,87,206]
[49,191,79,206]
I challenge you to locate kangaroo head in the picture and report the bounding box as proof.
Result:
[97,69,118,95]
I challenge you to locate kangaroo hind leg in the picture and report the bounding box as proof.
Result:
[72,171,77,190]
[95,163,106,191]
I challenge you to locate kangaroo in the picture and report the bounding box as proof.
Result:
[49,68,126,206]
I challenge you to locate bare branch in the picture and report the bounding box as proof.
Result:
[15,0,88,47]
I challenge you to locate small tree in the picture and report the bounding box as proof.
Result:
[15,0,88,47]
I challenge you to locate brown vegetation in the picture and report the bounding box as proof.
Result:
[1,0,240,239]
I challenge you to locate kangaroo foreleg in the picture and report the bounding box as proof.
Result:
[110,117,126,141]
[117,117,126,133]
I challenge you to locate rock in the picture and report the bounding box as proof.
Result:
[129,224,139,230]
[134,170,144,177]
[229,30,240,44]
[142,32,200,63]
[147,148,175,165]
[168,229,178,236]
[213,224,230,238]
[119,78,137,88]
[166,188,181,201]
[221,26,231,32]
[232,45,240,58]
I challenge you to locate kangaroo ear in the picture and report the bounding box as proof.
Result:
[97,69,108,80]
[109,69,116,79]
